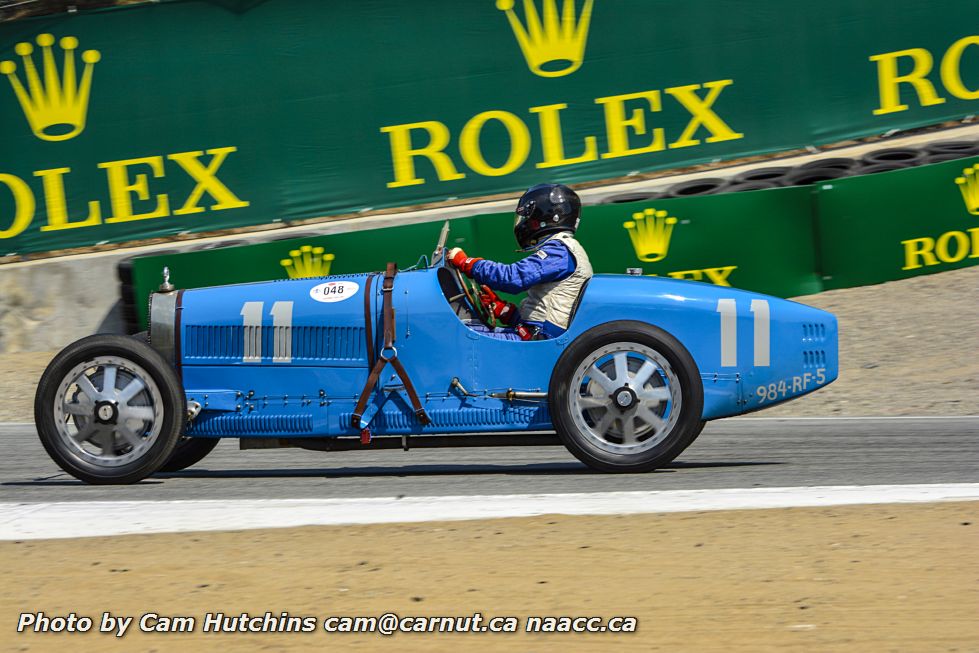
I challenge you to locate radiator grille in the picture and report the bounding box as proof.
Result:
[183,325,366,362]
[184,325,242,360]
[292,326,366,361]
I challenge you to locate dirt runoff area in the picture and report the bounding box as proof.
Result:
[753,265,979,417]
[0,266,977,422]
[1,501,975,652]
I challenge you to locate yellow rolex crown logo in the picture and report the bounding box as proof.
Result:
[496,0,593,78]
[1,34,101,142]
[623,208,678,263]
[280,245,336,279]
[954,164,979,216]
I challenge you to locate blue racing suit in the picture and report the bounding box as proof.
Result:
[466,237,577,340]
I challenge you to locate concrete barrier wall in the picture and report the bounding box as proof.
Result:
[0,253,128,353]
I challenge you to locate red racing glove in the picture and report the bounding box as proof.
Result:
[479,286,519,326]
[447,247,483,276]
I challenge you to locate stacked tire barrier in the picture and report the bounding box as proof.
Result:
[603,139,979,203]
[123,154,979,333]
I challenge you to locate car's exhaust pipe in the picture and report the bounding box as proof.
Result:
[450,377,547,402]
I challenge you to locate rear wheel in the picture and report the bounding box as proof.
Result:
[34,335,185,484]
[158,437,219,472]
[550,322,703,473]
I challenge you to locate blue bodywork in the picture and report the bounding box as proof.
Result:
[171,263,838,439]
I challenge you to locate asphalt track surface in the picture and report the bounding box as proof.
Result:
[1,417,976,502]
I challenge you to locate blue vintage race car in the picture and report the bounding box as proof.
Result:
[34,222,838,484]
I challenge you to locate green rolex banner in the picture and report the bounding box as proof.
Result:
[816,156,979,288]
[3,0,979,255]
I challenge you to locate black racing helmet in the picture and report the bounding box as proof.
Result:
[513,183,581,250]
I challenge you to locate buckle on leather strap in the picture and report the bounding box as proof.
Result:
[414,408,432,425]
[379,346,398,361]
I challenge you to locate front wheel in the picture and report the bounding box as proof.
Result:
[550,321,703,473]
[34,335,186,484]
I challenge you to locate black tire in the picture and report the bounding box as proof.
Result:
[119,281,136,304]
[856,162,911,174]
[923,140,979,156]
[270,231,322,242]
[664,178,729,198]
[692,419,707,440]
[34,334,186,484]
[860,147,924,166]
[731,166,792,184]
[158,437,219,472]
[601,191,661,204]
[117,258,135,285]
[121,301,138,315]
[798,157,857,172]
[783,167,850,186]
[925,151,978,164]
[726,180,780,193]
[550,321,704,473]
[120,303,141,335]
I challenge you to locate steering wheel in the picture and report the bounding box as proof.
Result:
[449,265,497,329]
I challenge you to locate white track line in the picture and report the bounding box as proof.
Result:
[1,483,977,540]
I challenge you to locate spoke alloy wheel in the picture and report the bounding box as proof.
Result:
[52,356,164,468]
[568,342,681,455]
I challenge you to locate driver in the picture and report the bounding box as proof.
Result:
[447,183,593,340]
